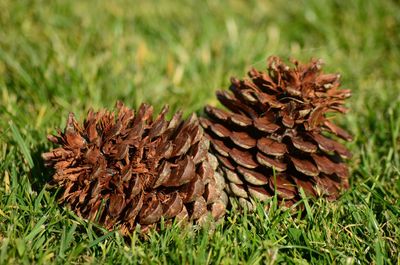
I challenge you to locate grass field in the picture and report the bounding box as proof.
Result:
[1,0,399,264]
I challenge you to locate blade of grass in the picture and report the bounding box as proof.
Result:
[88,231,115,248]
[25,214,48,241]
[9,121,33,169]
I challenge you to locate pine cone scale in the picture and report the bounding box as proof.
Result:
[162,192,183,219]
[230,131,256,149]
[257,138,287,156]
[291,136,318,153]
[290,156,319,177]
[224,168,243,184]
[230,148,258,169]
[256,152,287,172]
[237,166,268,186]
[247,185,271,201]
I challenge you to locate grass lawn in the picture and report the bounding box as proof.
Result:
[1,0,399,264]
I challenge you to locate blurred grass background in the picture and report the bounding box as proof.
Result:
[0,0,399,264]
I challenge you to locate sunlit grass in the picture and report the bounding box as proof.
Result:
[0,0,399,264]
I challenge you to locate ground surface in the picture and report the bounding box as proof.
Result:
[0,0,399,264]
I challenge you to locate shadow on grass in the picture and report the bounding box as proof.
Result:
[29,142,54,192]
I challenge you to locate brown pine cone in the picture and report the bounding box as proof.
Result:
[42,102,227,234]
[201,56,352,210]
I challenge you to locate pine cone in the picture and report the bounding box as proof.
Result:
[201,56,352,209]
[42,102,227,234]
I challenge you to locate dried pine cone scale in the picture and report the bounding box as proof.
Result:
[43,102,227,234]
[201,56,352,209]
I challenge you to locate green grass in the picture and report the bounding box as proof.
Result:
[1,0,399,264]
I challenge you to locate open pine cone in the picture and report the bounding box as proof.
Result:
[201,56,352,209]
[42,102,227,234]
